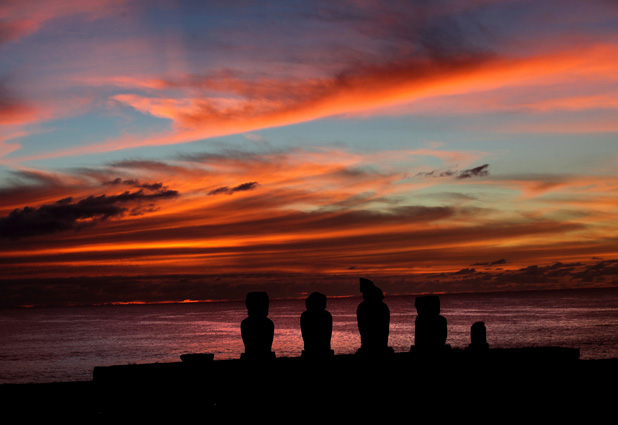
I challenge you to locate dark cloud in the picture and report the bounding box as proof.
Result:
[454,267,476,275]
[446,261,618,291]
[140,182,164,191]
[472,258,507,266]
[208,181,258,195]
[416,170,456,178]
[417,164,490,179]
[103,178,166,191]
[103,177,130,185]
[2,259,616,308]
[457,164,490,179]
[571,260,618,283]
[0,188,179,240]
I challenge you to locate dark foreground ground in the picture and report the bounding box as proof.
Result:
[2,347,617,422]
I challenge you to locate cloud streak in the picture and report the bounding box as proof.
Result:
[2,146,617,298]
[417,164,490,179]
[0,1,615,167]
[0,186,179,240]
[208,181,258,196]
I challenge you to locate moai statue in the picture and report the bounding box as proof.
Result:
[241,292,275,360]
[412,295,448,352]
[356,278,393,356]
[301,292,334,359]
[468,321,489,350]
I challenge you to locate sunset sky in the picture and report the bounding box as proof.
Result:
[1,0,618,307]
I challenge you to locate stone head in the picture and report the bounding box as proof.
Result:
[415,295,440,316]
[360,278,384,302]
[245,291,269,317]
[305,291,327,311]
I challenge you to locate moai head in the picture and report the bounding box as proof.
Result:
[471,321,487,345]
[415,295,441,316]
[245,291,269,317]
[305,291,327,311]
[360,278,384,302]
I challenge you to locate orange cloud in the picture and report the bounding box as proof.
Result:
[0,97,37,125]
[4,146,616,283]
[3,144,618,306]
[16,41,612,163]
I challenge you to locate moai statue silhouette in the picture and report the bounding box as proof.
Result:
[301,292,334,359]
[356,278,393,356]
[241,291,275,360]
[469,321,489,350]
[413,295,448,352]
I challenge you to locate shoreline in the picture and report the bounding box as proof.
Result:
[2,356,617,387]
[2,348,617,420]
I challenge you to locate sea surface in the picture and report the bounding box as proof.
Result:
[1,287,617,384]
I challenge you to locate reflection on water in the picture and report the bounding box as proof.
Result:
[1,287,617,384]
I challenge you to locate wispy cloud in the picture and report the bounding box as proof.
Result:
[208,182,258,196]
[2,147,616,286]
[0,185,179,240]
[417,164,490,179]
[1,1,617,165]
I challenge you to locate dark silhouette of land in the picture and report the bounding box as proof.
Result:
[2,279,617,421]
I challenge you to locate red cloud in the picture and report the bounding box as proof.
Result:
[0,0,129,44]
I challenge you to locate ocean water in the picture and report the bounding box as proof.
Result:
[1,287,617,384]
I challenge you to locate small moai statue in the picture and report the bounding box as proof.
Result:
[356,278,393,356]
[468,321,489,350]
[412,295,448,352]
[301,292,334,359]
[241,291,275,361]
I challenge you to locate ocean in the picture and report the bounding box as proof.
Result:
[1,287,617,384]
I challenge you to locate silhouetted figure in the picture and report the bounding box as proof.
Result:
[241,292,275,360]
[301,292,334,359]
[413,295,449,352]
[356,278,393,355]
[469,321,489,350]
